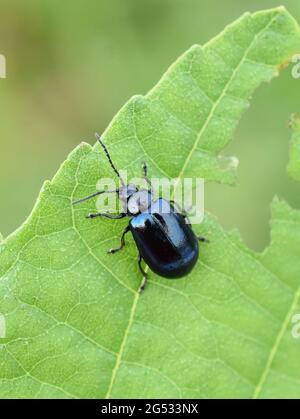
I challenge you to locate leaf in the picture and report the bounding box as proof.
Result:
[288,115,300,182]
[1,7,300,399]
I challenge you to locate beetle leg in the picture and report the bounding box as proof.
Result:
[86,212,126,220]
[137,254,148,293]
[198,236,210,243]
[142,162,152,193]
[107,225,130,254]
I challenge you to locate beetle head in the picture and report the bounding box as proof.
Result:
[118,183,138,202]
[119,185,152,215]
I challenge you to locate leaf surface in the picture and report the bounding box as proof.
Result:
[0,7,300,398]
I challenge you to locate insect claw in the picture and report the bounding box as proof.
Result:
[139,275,148,293]
[198,236,210,243]
[86,213,98,219]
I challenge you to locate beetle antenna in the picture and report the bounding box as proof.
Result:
[95,133,125,187]
[72,189,118,205]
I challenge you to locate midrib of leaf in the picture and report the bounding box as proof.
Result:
[105,291,139,398]
[253,283,300,398]
[218,207,300,397]
[173,13,279,187]
[72,150,139,400]
[104,11,288,398]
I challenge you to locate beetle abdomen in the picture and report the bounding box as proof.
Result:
[129,199,199,279]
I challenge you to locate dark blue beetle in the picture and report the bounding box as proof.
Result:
[73,134,208,292]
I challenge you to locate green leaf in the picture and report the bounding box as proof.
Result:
[1,7,300,399]
[288,115,300,182]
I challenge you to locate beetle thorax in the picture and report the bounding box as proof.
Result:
[119,184,152,215]
[127,190,153,214]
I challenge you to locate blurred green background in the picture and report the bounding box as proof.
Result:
[0,0,299,250]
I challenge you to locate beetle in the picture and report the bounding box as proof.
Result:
[73,133,208,292]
